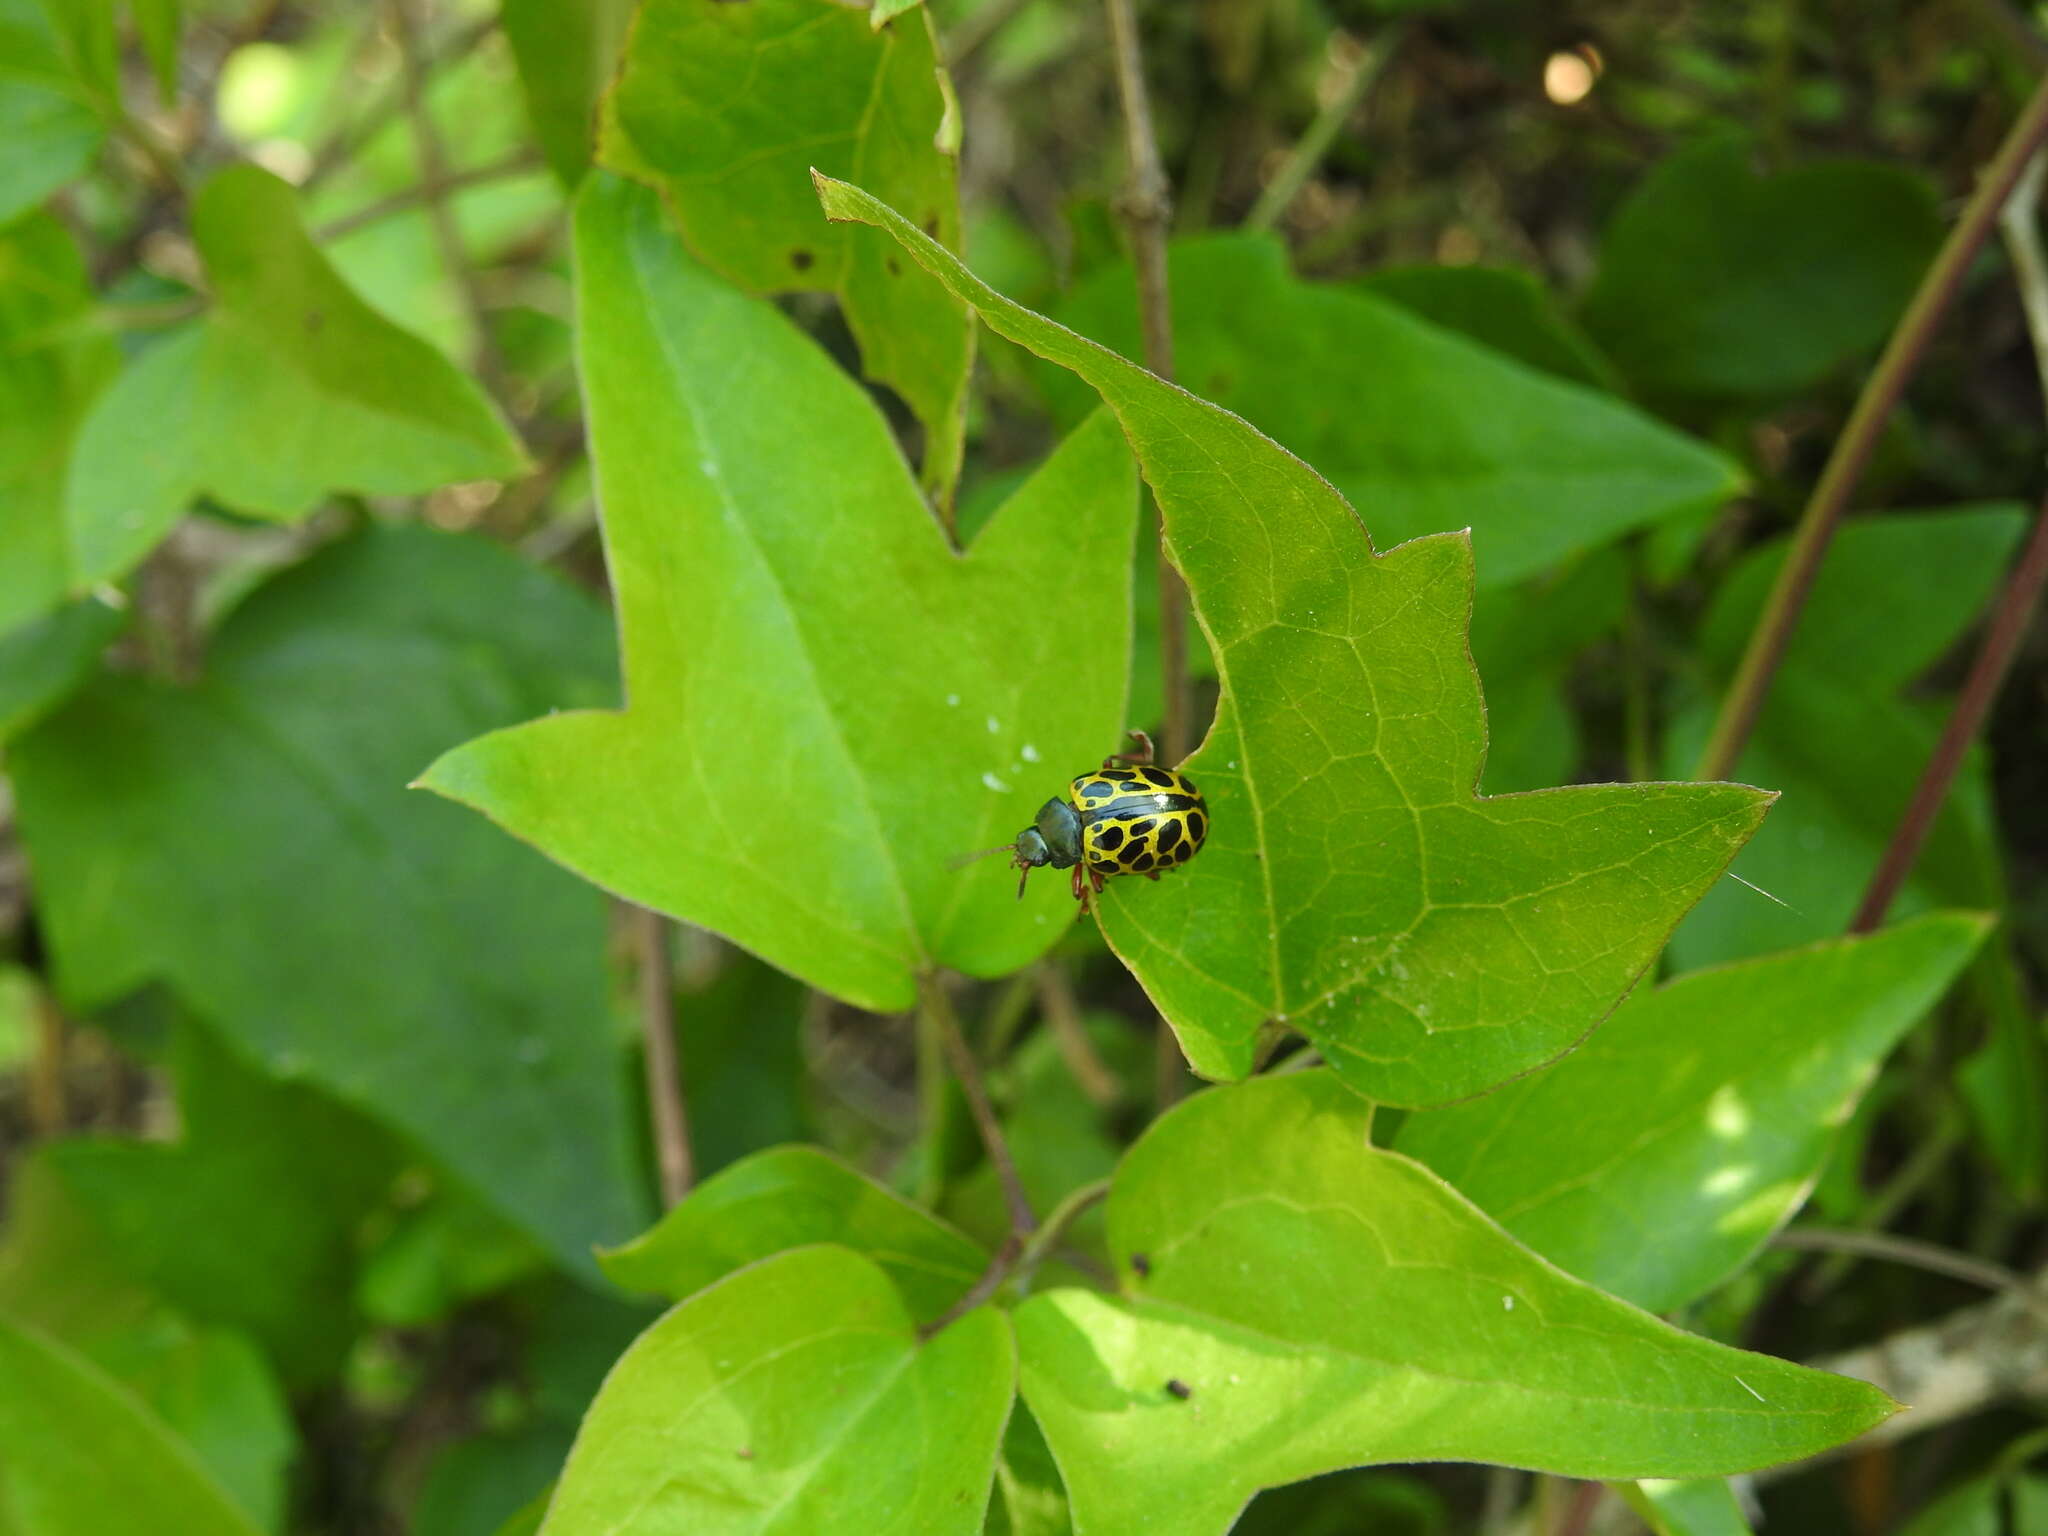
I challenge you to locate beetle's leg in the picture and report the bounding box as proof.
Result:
[1071,864,1087,905]
[1090,867,1108,895]
[1146,870,1161,881]
[1103,728,1156,768]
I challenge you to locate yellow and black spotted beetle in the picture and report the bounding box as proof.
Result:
[962,731,1208,909]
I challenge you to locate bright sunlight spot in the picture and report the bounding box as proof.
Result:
[1543,48,1600,106]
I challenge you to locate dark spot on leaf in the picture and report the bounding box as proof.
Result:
[1206,372,1233,394]
[1130,1252,1151,1276]
[886,255,901,276]
[737,1447,754,1459]
[1166,1379,1192,1400]
[304,310,324,333]
[790,249,815,271]
[922,212,940,237]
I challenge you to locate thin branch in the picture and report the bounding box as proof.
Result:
[314,149,543,243]
[1692,70,2048,782]
[1772,1227,2032,1301]
[1850,495,2048,930]
[630,905,692,1206]
[29,984,67,1137]
[1245,29,1402,234]
[2002,151,2048,415]
[1033,962,1121,1107]
[388,0,509,399]
[919,971,1034,1236]
[1013,1177,1111,1291]
[305,12,496,188]
[1104,0,1195,1113]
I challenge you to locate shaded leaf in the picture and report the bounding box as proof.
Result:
[1357,263,1619,390]
[1014,1074,1894,1535]
[1398,914,1988,1312]
[0,597,121,743]
[542,1246,1014,1536]
[0,2,103,223]
[423,177,1136,1013]
[601,1145,988,1323]
[65,164,525,591]
[987,1406,1070,1536]
[599,0,971,497]
[1669,509,2021,969]
[40,1018,398,1384]
[1581,136,1942,399]
[0,209,116,633]
[1046,233,1739,589]
[0,1312,263,1536]
[12,525,647,1275]
[0,1156,294,1531]
[822,174,1770,1105]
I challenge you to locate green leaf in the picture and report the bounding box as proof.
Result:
[821,174,1770,1104]
[0,597,121,743]
[1619,1478,1755,1536]
[542,1246,1015,1536]
[0,1155,294,1531]
[130,0,181,103]
[1013,1074,1894,1535]
[600,1145,988,1324]
[40,1018,398,1385]
[1397,913,1988,1312]
[987,1406,1070,1536]
[1581,136,1943,399]
[64,164,526,591]
[0,1312,263,1536]
[0,209,116,633]
[422,177,1136,1014]
[0,2,104,223]
[598,0,971,498]
[1045,233,1740,590]
[500,0,632,184]
[1356,264,1620,391]
[1669,508,2022,969]
[11,525,648,1275]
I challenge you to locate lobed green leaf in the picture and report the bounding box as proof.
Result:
[819,173,1771,1105]
[423,176,1137,1013]
[1014,1074,1894,1535]
[542,1246,1014,1536]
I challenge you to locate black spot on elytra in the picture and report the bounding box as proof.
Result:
[1124,818,1157,841]
[790,249,814,271]
[1100,768,1137,782]
[1130,850,1155,873]
[1092,858,1118,874]
[1187,811,1207,844]
[1137,766,1174,788]
[1094,824,1124,852]
[1156,821,1183,853]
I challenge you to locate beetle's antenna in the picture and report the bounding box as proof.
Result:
[948,843,1017,871]
[1016,867,1029,900]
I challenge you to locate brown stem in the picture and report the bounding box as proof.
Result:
[315,149,544,243]
[1773,1226,2034,1303]
[387,0,509,398]
[29,984,67,1137]
[1850,496,2048,931]
[1104,0,1194,1111]
[631,905,692,1206]
[1244,28,1403,234]
[306,12,496,188]
[1692,70,2048,783]
[1032,962,1120,1107]
[919,971,1034,1236]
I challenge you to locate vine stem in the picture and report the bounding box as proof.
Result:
[315,149,543,243]
[1692,69,2048,783]
[630,905,693,1206]
[1244,28,1403,235]
[918,972,1034,1236]
[388,0,509,401]
[1850,495,2048,932]
[1104,0,1195,1112]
